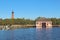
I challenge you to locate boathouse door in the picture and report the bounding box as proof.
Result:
[42,23,46,28]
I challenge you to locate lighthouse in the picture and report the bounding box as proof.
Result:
[12,11,14,19]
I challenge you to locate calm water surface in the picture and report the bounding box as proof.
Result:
[0,27,60,40]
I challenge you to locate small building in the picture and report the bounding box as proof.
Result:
[36,18,52,28]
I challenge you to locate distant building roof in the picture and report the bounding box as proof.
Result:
[36,17,51,21]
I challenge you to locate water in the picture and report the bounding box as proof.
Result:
[36,27,60,40]
[0,27,60,40]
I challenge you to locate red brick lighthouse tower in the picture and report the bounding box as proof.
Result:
[12,11,14,19]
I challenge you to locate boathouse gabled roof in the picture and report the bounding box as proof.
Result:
[36,17,51,21]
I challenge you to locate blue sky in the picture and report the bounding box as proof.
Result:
[0,0,60,19]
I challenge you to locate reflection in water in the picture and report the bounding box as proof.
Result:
[0,27,60,40]
[36,28,52,40]
[36,27,60,40]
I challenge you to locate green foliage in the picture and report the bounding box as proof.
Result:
[0,18,35,25]
[50,18,60,25]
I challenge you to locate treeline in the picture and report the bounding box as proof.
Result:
[0,18,35,25]
[50,18,60,25]
[0,17,60,25]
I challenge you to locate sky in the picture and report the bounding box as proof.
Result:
[0,0,60,19]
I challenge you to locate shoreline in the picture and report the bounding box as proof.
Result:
[0,25,60,30]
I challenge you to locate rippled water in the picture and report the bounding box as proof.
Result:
[0,27,60,40]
